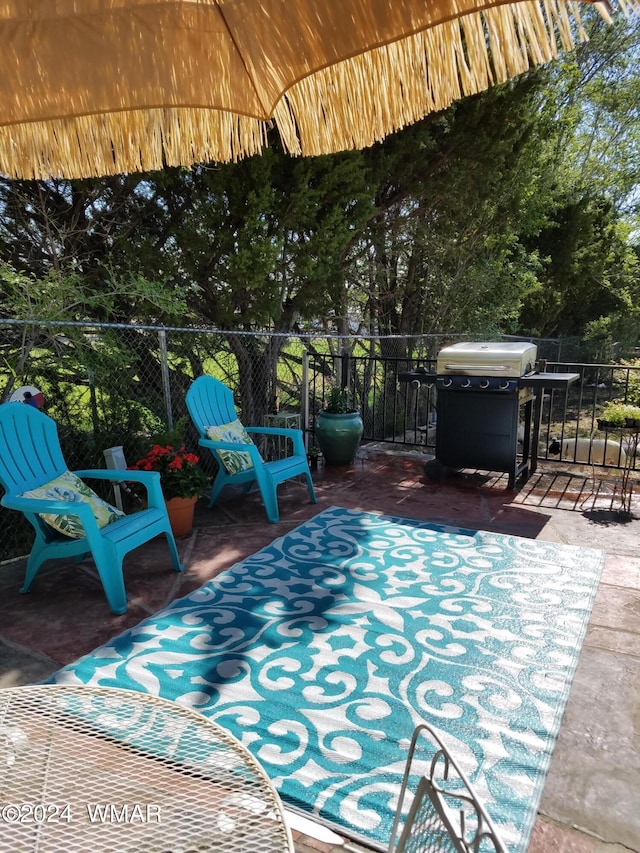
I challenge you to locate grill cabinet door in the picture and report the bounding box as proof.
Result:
[435,389,527,474]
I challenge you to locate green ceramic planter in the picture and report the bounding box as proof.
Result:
[315,410,364,465]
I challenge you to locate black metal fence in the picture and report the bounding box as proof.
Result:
[1,320,638,564]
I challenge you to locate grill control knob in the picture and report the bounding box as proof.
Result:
[442,377,452,387]
[462,378,471,388]
[499,380,510,390]
[479,379,490,389]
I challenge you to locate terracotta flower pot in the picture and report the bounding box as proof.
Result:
[164,495,197,536]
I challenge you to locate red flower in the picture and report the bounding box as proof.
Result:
[129,443,209,500]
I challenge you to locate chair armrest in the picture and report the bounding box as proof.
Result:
[74,469,159,484]
[244,427,305,456]
[73,469,166,507]
[246,427,302,438]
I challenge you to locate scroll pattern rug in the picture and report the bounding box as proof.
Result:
[51,506,604,851]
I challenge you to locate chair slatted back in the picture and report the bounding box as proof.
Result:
[0,404,67,496]
[186,376,240,437]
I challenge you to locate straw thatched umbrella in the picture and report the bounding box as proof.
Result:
[0,0,636,180]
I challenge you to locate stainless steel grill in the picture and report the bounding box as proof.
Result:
[400,342,579,488]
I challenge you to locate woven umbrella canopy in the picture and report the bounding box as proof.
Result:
[0,0,636,180]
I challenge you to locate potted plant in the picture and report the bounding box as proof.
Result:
[129,444,209,536]
[620,404,640,428]
[307,444,320,471]
[315,386,364,465]
[598,401,640,431]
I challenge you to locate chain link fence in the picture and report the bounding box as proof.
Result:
[0,320,634,564]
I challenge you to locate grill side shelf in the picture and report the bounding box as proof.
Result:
[519,372,580,390]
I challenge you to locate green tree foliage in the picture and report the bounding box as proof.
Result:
[142,148,372,332]
[0,176,191,324]
[0,264,195,475]
[114,147,373,418]
[359,77,554,344]
[550,16,640,218]
[515,13,640,352]
[519,194,622,335]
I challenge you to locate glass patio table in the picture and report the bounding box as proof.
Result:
[0,684,294,853]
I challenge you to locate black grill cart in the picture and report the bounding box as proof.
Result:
[400,342,579,488]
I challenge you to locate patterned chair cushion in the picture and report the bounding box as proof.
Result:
[205,419,257,473]
[21,470,125,539]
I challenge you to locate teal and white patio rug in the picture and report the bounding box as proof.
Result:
[51,506,605,852]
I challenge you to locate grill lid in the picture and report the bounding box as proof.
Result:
[436,342,537,377]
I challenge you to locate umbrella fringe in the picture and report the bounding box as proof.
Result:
[0,0,636,179]
[282,0,611,157]
[0,109,268,180]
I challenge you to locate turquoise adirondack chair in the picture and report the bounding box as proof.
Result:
[0,402,183,615]
[186,375,317,523]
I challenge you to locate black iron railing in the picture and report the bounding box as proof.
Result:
[307,354,640,472]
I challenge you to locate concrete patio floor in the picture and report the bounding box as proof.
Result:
[1,448,639,853]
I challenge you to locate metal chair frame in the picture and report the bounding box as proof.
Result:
[388,724,508,853]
